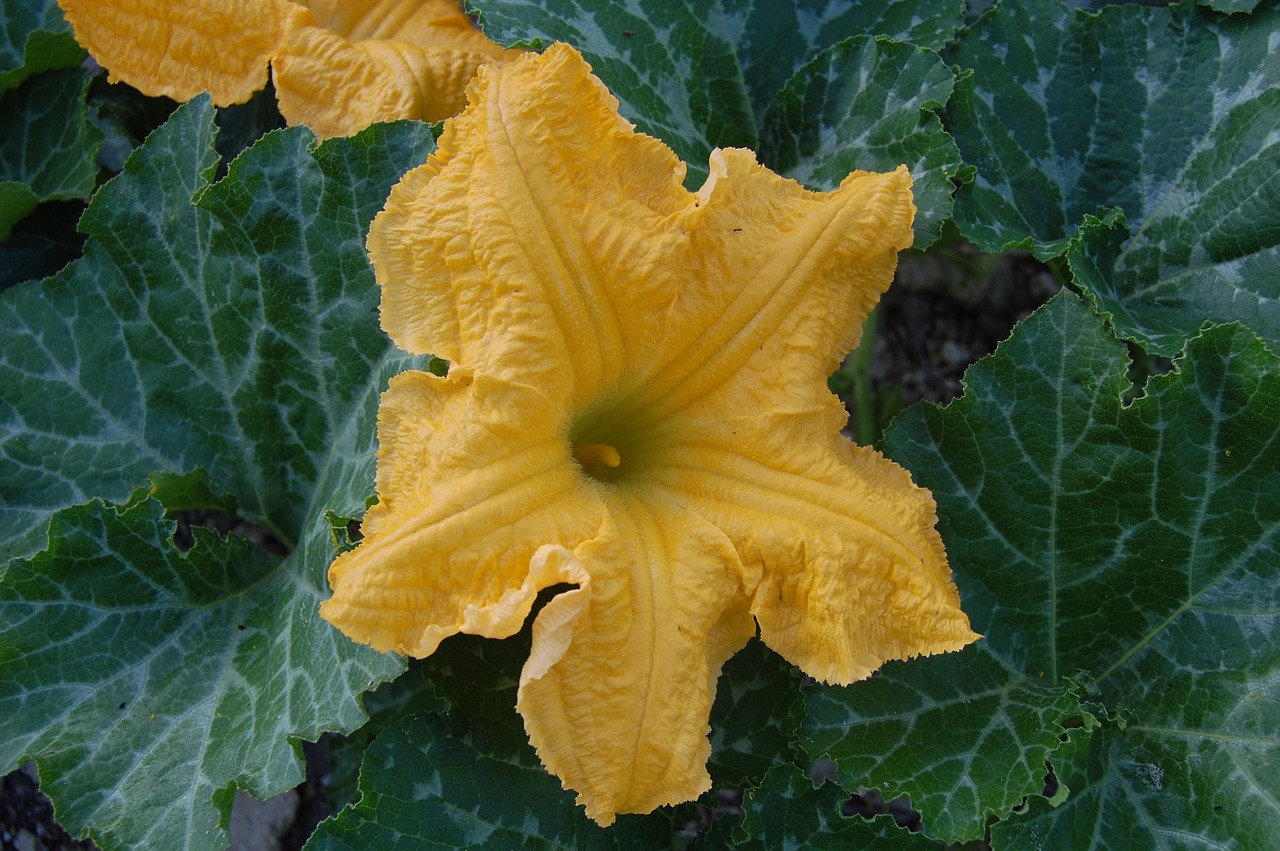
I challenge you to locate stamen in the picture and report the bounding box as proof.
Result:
[574,443,622,480]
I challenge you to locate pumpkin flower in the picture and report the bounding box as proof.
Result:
[322,43,978,823]
[56,0,520,138]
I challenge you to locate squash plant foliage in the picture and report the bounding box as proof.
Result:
[1,0,1277,848]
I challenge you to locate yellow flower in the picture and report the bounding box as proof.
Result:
[57,0,520,138]
[322,43,978,823]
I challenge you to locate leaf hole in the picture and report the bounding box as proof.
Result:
[842,788,923,832]
[171,508,288,555]
[1042,763,1060,799]
[1122,340,1173,407]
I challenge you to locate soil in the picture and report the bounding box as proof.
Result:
[871,244,1061,414]
[1,766,95,851]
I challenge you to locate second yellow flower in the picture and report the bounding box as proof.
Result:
[58,0,520,137]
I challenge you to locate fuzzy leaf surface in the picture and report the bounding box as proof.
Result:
[761,34,964,247]
[0,493,385,850]
[883,292,1280,847]
[470,0,963,227]
[0,99,434,560]
[323,663,446,811]
[0,100,437,849]
[801,642,1086,843]
[1199,0,1261,10]
[946,0,1280,354]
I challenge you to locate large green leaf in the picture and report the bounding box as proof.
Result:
[0,1,98,240]
[1062,0,1192,9]
[0,0,83,93]
[882,291,1280,847]
[0,66,102,237]
[0,490,388,849]
[946,0,1280,354]
[0,98,434,560]
[801,645,1089,843]
[0,99,437,849]
[725,0,965,120]
[760,35,965,247]
[469,0,963,245]
[309,633,675,849]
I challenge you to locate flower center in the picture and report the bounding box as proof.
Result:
[570,403,654,485]
[573,443,623,482]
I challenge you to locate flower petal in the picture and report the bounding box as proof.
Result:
[303,0,476,42]
[621,153,976,681]
[273,1,515,137]
[367,44,694,407]
[58,0,300,105]
[59,0,514,137]
[621,150,915,423]
[320,367,604,656]
[517,499,755,825]
[649,440,978,683]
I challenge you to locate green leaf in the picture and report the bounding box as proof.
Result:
[323,663,446,811]
[0,491,395,850]
[310,634,675,849]
[801,645,1089,843]
[706,639,804,790]
[0,0,83,93]
[0,99,435,560]
[0,100,438,849]
[1198,0,1261,11]
[735,764,941,850]
[963,0,996,22]
[473,0,756,180]
[0,66,103,236]
[0,181,37,235]
[761,35,965,248]
[883,291,1280,846]
[946,0,1280,354]
[470,0,964,194]
[729,0,965,119]
[147,468,237,514]
[996,693,1273,850]
[319,636,803,846]
[1061,0,1191,9]
[0,0,94,242]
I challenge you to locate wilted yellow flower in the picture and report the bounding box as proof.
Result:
[57,0,520,138]
[322,43,978,823]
